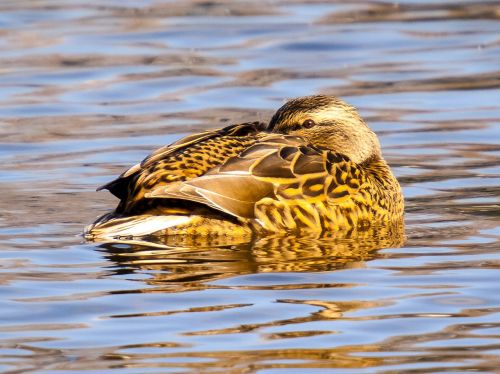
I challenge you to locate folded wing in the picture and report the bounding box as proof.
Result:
[98,122,266,213]
[146,134,368,230]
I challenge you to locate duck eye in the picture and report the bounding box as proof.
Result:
[302,119,316,129]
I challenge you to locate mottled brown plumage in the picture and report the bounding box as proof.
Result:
[100,122,266,214]
[85,95,404,241]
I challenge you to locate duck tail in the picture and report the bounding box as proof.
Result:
[84,212,191,240]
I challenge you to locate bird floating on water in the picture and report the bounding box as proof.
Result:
[85,95,404,241]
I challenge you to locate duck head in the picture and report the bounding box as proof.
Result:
[268,95,382,164]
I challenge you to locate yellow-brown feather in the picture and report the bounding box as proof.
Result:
[113,123,266,214]
[86,95,404,241]
[247,143,403,234]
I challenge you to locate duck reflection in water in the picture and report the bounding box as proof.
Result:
[86,95,404,246]
[100,219,405,285]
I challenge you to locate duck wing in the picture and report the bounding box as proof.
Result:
[146,134,368,230]
[98,122,266,211]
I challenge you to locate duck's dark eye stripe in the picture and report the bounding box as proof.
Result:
[285,124,301,133]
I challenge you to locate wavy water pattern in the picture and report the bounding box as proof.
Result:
[0,1,499,372]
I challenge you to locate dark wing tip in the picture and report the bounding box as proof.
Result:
[95,176,130,200]
[96,180,114,192]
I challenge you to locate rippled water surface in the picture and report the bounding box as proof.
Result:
[1,1,500,372]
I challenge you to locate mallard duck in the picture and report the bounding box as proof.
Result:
[85,95,404,240]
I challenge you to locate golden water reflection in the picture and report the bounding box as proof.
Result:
[1,0,500,372]
[100,219,405,286]
[7,319,500,372]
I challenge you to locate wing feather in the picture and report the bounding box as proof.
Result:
[98,121,266,209]
[147,174,273,219]
[143,134,367,230]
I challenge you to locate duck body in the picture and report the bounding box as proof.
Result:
[85,96,404,241]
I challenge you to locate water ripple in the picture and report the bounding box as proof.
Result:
[0,1,499,372]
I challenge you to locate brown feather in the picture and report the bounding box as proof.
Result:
[148,172,274,219]
[86,95,404,239]
[99,122,266,212]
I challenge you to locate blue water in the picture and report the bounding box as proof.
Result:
[0,1,499,372]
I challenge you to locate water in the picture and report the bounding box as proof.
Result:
[1,1,499,372]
